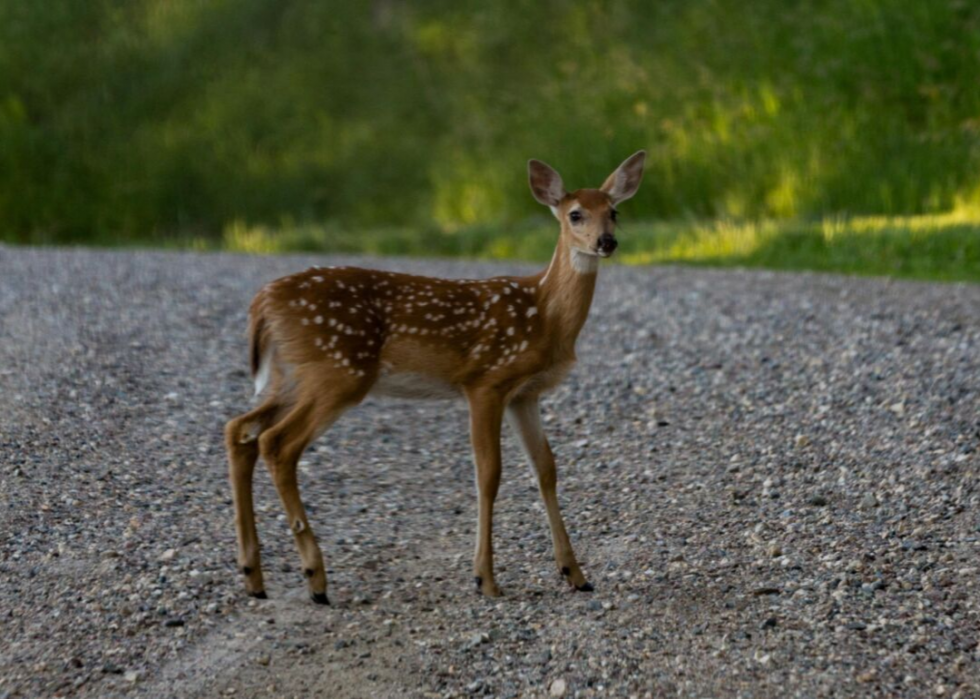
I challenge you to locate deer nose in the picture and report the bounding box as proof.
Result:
[597,233,618,254]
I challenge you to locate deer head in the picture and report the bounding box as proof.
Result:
[528,150,646,261]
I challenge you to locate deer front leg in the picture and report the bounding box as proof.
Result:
[466,389,505,597]
[506,397,592,591]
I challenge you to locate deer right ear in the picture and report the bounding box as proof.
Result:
[528,159,566,212]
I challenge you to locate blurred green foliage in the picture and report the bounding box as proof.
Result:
[3,0,980,256]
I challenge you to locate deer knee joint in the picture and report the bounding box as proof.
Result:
[293,519,305,534]
[238,420,259,444]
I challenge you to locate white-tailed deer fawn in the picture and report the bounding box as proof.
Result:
[225,151,646,602]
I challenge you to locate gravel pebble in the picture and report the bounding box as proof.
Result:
[1,250,978,698]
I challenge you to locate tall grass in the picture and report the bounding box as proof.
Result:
[3,0,980,247]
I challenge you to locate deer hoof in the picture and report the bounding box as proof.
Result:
[248,590,268,600]
[575,582,595,592]
[474,576,502,597]
[310,592,330,605]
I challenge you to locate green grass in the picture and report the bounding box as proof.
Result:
[137,214,975,283]
[4,1,980,244]
[4,0,980,286]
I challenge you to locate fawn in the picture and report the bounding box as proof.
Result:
[225,151,646,602]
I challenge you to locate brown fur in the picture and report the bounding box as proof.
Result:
[226,151,646,601]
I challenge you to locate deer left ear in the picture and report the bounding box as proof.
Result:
[600,150,646,204]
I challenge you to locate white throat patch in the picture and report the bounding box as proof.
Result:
[569,247,599,274]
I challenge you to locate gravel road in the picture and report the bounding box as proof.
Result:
[1,248,978,699]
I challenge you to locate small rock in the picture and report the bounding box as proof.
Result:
[549,678,567,697]
[255,655,271,667]
[846,559,864,573]
[808,495,828,507]
[158,548,176,563]
[124,670,141,684]
[467,632,490,649]
[164,618,184,628]
[858,493,878,510]
[762,616,778,629]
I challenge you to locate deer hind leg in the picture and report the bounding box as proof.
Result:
[226,400,281,598]
[466,388,505,597]
[506,397,592,591]
[258,380,363,604]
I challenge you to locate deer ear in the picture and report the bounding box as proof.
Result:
[528,159,566,209]
[600,150,646,204]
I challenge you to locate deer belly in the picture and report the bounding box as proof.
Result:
[370,371,461,400]
[517,362,575,396]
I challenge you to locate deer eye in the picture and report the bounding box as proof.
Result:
[610,209,618,222]
[569,210,583,223]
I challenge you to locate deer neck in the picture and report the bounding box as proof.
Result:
[534,235,599,354]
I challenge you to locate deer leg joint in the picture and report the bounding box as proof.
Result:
[238,421,259,444]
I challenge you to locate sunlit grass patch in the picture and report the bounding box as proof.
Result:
[620,215,980,282]
[19,212,977,283]
[212,212,979,283]
[620,219,780,264]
